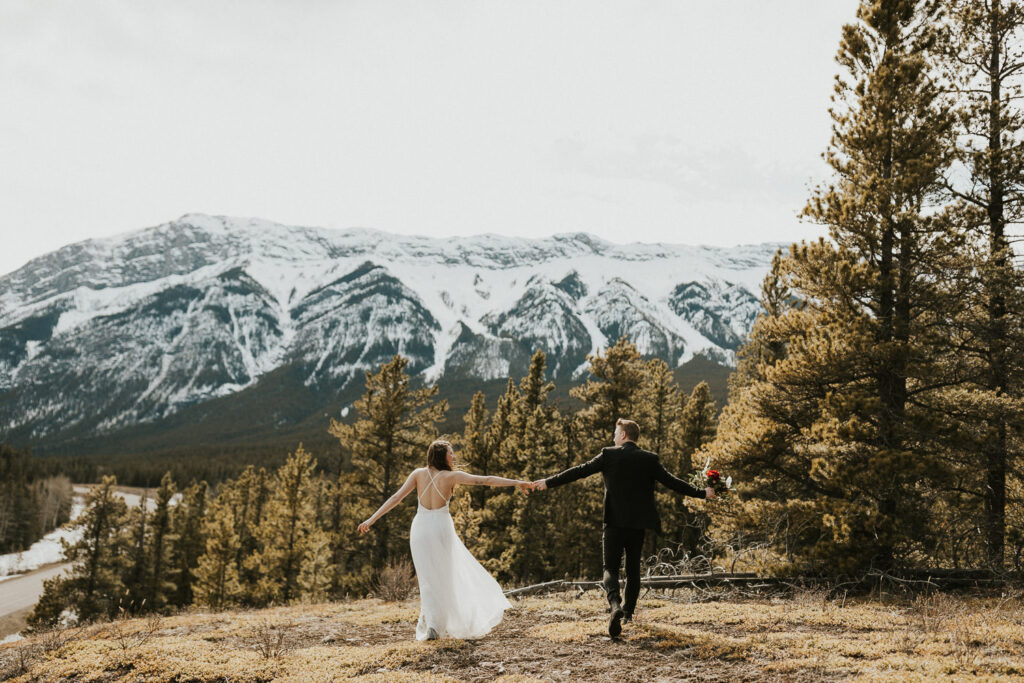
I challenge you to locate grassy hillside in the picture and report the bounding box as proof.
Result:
[3,590,1023,681]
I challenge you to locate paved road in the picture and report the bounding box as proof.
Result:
[0,486,153,637]
[0,563,70,621]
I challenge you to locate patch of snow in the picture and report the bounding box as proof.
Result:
[0,497,84,580]
[24,340,41,360]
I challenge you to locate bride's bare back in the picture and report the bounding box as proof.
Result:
[416,467,455,510]
[356,456,530,534]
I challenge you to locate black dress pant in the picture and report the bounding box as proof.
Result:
[602,525,646,615]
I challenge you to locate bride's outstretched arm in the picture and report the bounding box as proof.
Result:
[357,471,417,533]
[451,471,532,492]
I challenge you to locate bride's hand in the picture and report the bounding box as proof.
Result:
[357,519,373,533]
[516,481,532,494]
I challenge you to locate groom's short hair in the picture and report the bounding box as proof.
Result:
[616,418,640,442]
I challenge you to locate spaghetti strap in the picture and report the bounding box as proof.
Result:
[419,469,450,507]
[429,471,451,503]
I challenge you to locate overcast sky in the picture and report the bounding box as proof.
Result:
[0,0,859,277]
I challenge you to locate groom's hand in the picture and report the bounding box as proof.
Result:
[532,479,547,491]
[705,487,715,500]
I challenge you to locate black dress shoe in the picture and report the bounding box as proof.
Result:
[609,606,624,638]
[622,613,633,624]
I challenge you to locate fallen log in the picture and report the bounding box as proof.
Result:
[503,570,1023,598]
[504,573,774,597]
[503,580,567,597]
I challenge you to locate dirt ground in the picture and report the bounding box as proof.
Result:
[0,607,31,642]
[2,589,1023,681]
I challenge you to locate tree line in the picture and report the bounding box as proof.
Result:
[0,444,73,555]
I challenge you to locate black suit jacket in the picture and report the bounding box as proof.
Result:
[545,441,706,532]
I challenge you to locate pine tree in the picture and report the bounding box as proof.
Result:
[564,339,648,578]
[660,381,717,555]
[489,350,564,583]
[232,466,270,602]
[505,400,565,582]
[299,528,334,601]
[709,0,958,574]
[571,339,648,448]
[469,377,524,577]
[678,382,718,467]
[122,489,150,612]
[170,479,207,606]
[328,475,377,596]
[249,445,325,604]
[29,476,130,625]
[458,391,492,508]
[939,0,1024,568]
[329,355,447,571]
[471,378,521,563]
[451,392,492,559]
[146,472,176,612]
[637,358,681,458]
[485,379,520,476]
[193,498,242,610]
[731,249,797,392]
[700,257,805,574]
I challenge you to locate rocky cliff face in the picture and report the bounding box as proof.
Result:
[0,214,780,443]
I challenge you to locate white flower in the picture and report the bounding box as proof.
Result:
[725,476,733,489]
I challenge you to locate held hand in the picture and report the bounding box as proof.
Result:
[705,486,716,500]
[357,519,374,534]
[532,479,548,491]
[517,482,532,494]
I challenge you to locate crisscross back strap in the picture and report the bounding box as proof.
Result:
[419,469,450,504]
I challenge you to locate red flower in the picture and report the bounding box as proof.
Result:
[706,469,721,481]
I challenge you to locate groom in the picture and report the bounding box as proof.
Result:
[532,418,714,638]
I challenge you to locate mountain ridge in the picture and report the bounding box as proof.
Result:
[0,214,783,453]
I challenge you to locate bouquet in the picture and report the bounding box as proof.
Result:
[691,458,732,496]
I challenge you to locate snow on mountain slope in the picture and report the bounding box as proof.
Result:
[0,214,784,440]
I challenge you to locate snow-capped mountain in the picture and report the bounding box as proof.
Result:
[0,214,779,444]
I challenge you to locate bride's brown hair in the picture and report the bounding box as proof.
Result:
[427,440,453,471]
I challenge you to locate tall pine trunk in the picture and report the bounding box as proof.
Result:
[983,0,1009,568]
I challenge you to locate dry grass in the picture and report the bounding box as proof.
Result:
[1,590,1022,681]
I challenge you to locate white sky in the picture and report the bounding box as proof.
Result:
[0,0,859,277]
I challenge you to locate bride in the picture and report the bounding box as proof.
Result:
[357,439,532,640]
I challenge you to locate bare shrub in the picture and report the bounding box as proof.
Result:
[0,639,43,680]
[790,585,830,608]
[0,624,85,679]
[247,619,295,659]
[35,625,81,655]
[992,587,1024,626]
[374,558,417,602]
[106,609,162,659]
[642,545,714,578]
[905,593,950,633]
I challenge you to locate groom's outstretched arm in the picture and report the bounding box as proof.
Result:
[542,450,606,490]
[654,459,707,498]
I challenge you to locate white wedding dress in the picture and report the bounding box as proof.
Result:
[408,469,511,640]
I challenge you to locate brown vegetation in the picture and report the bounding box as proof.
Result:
[3,590,1023,681]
